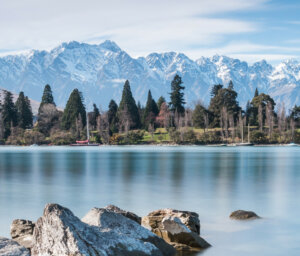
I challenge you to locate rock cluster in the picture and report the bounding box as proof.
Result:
[2,204,214,255]
[142,209,210,252]
[230,210,260,220]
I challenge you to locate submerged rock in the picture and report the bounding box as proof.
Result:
[82,207,176,256]
[31,203,175,256]
[230,210,260,220]
[142,209,210,252]
[10,219,35,249]
[0,237,30,256]
[104,204,141,224]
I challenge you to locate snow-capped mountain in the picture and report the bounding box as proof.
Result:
[0,40,299,111]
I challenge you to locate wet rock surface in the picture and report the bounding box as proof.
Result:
[230,210,260,220]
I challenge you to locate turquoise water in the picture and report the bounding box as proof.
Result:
[0,146,300,255]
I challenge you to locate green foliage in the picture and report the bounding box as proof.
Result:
[192,104,209,128]
[2,90,18,138]
[61,89,86,130]
[157,96,166,111]
[89,103,100,129]
[210,84,223,97]
[182,129,197,144]
[168,127,181,143]
[290,105,300,127]
[38,104,61,135]
[118,80,140,129]
[39,84,55,114]
[123,130,145,144]
[15,92,33,129]
[250,130,268,144]
[169,75,185,114]
[208,82,241,127]
[143,90,159,128]
[49,131,76,145]
[108,99,119,134]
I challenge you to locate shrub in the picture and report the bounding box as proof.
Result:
[49,131,76,145]
[250,130,268,144]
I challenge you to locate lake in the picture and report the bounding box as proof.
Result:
[0,146,300,255]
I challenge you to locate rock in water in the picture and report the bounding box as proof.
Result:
[10,219,35,249]
[82,207,176,256]
[104,204,141,224]
[230,210,260,220]
[142,209,210,252]
[31,203,174,256]
[0,237,30,256]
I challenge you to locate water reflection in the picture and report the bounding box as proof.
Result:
[0,146,300,256]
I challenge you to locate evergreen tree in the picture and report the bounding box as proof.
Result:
[228,80,234,90]
[108,100,118,134]
[143,90,159,128]
[208,85,241,127]
[118,80,140,129]
[89,103,100,129]
[15,92,33,129]
[210,84,223,97]
[169,75,185,114]
[254,88,259,97]
[157,96,166,111]
[39,84,55,113]
[2,90,18,138]
[192,104,210,128]
[61,89,86,130]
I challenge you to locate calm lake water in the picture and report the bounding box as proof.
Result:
[0,146,300,255]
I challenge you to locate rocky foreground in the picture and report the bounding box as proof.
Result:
[1,204,213,256]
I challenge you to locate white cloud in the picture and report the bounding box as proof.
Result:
[0,0,265,54]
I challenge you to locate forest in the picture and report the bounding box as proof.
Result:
[0,74,300,145]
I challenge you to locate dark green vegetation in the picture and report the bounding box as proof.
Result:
[0,75,300,145]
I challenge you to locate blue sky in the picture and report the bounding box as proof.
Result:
[0,0,299,64]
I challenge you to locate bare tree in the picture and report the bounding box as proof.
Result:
[0,113,4,140]
[266,102,274,139]
[238,111,243,142]
[99,113,110,144]
[229,114,235,143]
[258,104,263,132]
[290,117,295,142]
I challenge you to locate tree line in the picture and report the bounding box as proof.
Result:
[0,74,300,145]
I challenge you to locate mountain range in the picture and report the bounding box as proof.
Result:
[0,40,299,111]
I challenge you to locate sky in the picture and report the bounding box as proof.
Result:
[0,0,300,64]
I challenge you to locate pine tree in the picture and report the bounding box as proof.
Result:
[169,75,185,114]
[89,103,100,129]
[2,90,18,138]
[61,89,86,130]
[228,80,234,90]
[210,84,223,97]
[157,96,166,111]
[39,84,55,114]
[118,80,140,129]
[15,92,33,129]
[108,100,118,134]
[143,90,159,128]
[192,104,209,128]
[254,88,259,97]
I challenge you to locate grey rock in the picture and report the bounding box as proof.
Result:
[0,237,30,256]
[230,210,260,220]
[104,205,141,224]
[31,203,174,256]
[82,207,176,256]
[10,219,35,249]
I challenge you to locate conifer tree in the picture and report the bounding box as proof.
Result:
[169,75,185,114]
[228,80,234,90]
[108,100,118,134]
[254,88,259,97]
[118,80,140,129]
[61,89,86,130]
[89,103,100,129]
[157,96,166,111]
[143,90,159,128]
[39,84,55,114]
[2,90,18,138]
[15,92,33,129]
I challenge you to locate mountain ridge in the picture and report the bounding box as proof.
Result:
[0,40,299,110]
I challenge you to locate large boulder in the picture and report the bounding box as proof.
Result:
[142,209,210,252]
[31,203,175,256]
[230,210,260,220]
[104,205,141,224]
[0,237,30,256]
[10,219,35,249]
[142,209,200,235]
[82,207,176,256]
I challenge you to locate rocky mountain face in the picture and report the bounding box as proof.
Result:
[0,40,299,111]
